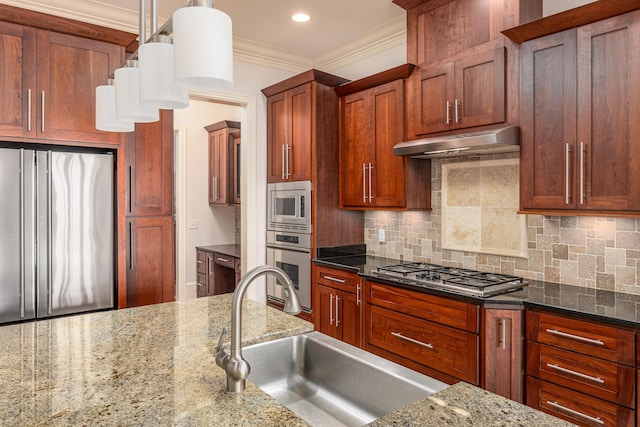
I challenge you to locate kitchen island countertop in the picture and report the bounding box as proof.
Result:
[1,294,572,426]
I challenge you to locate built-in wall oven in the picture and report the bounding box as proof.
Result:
[266,231,311,313]
[266,181,312,313]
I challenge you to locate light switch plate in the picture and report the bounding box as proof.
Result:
[378,229,385,242]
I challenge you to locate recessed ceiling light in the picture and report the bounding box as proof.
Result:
[291,13,310,23]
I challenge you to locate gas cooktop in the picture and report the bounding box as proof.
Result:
[371,262,527,298]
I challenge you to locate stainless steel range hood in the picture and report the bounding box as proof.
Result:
[393,126,519,159]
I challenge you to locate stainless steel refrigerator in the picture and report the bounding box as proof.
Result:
[0,146,115,324]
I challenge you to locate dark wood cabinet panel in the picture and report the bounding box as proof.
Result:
[0,21,36,138]
[483,307,524,403]
[266,83,312,183]
[339,78,430,210]
[195,249,238,298]
[527,377,635,427]
[126,110,174,217]
[126,216,175,307]
[520,10,640,214]
[205,120,240,206]
[414,61,454,134]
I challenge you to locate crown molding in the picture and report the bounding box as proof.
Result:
[1,0,407,73]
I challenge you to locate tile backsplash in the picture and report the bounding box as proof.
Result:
[365,153,640,295]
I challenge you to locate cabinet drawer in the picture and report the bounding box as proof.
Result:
[527,311,635,365]
[366,304,478,384]
[315,266,360,293]
[213,253,235,269]
[366,281,479,333]
[196,250,207,274]
[527,377,635,427]
[527,342,635,408]
[196,273,206,298]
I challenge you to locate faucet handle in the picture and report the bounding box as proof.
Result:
[215,325,229,353]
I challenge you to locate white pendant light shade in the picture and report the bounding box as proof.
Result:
[138,37,189,109]
[173,3,233,91]
[95,81,135,132]
[114,60,159,123]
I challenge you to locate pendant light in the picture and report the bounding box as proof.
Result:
[173,0,233,91]
[95,79,135,132]
[139,35,189,109]
[114,60,159,123]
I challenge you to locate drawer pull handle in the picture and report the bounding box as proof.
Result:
[196,282,205,287]
[546,401,604,425]
[197,260,203,264]
[324,275,346,284]
[217,257,230,263]
[545,329,604,346]
[546,363,605,384]
[391,332,433,349]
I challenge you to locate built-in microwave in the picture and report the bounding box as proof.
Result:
[267,181,311,234]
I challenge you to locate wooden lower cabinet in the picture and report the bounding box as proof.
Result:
[312,265,362,348]
[527,377,634,427]
[363,280,479,385]
[195,249,237,297]
[483,307,524,402]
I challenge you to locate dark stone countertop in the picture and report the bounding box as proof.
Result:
[196,244,241,259]
[314,254,640,329]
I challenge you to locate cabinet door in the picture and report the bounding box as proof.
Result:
[484,308,523,403]
[233,133,241,204]
[209,129,230,205]
[339,290,362,348]
[454,47,506,129]
[340,90,371,207]
[314,284,339,339]
[126,216,175,307]
[577,11,640,211]
[36,30,122,144]
[0,22,36,138]
[413,61,454,135]
[127,110,174,216]
[266,92,286,183]
[370,80,405,208]
[288,83,312,182]
[520,30,578,210]
[205,253,215,296]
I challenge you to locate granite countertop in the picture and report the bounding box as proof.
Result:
[314,254,640,328]
[0,292,575,426]
[197,244,242,259]
[370,382,574,427]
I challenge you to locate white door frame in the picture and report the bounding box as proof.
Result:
[174,91,262,302]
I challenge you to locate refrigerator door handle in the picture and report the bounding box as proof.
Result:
[19,149,25,318]
[47,151,53,315]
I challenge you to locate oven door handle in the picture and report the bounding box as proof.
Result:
[266,244,311,254]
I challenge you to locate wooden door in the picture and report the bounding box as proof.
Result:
[126,110,174,216]
[0,22,36,138]
[413,61,454,135]
[520,29,578,210]
[205,252,215,296]
[314,284,339,339]
[454,46,506,129]
[340,90,371,208]
[208,129,230,205]
[208,132,218,204]
[36,30,122,144]
[577,11,640,211]
[266,92,286,183]
[126,216,175,307]
[339,290,362,348]
[288,83,312,181]
[233,133,241,204]
[370,80,405,208]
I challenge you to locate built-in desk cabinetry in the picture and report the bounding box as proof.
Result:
[195,245,241,297]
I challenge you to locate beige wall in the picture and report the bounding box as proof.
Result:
[365,152,640,295]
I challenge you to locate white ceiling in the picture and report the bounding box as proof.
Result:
[2,0,594,71]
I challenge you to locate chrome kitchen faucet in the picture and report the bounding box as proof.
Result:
[215,265,301,393]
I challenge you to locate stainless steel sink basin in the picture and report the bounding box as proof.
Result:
[243,332,448,427]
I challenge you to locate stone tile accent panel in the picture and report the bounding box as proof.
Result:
[365,152,640,294]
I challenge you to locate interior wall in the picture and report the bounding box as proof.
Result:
[174,99,242,300]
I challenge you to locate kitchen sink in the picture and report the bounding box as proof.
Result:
[243,332,448,427]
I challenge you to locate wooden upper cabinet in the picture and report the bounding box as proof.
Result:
[413,46,506,135]
[126,110,174,217]
[37,31,122,144]
[205,120,239,206]
[338,70,430,211]
[520,10,640,214]
[266,83,312,183]
[0,22,36,138]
